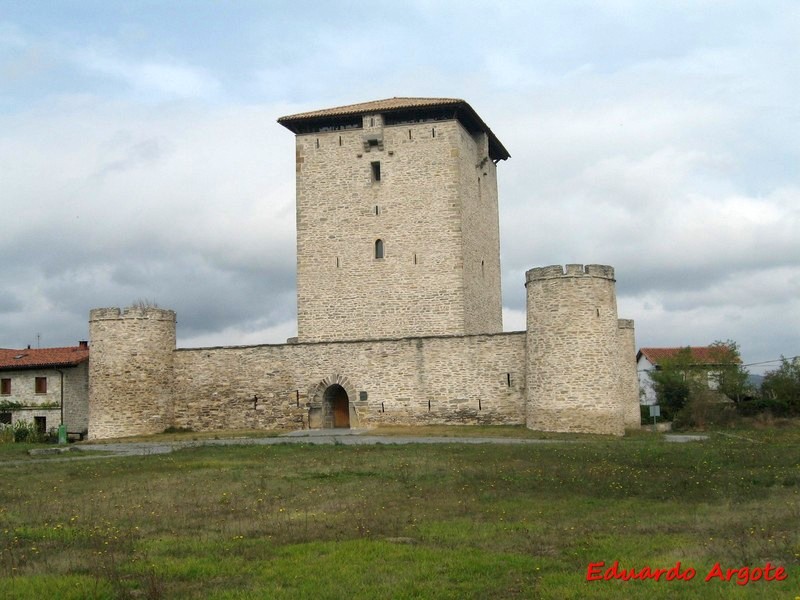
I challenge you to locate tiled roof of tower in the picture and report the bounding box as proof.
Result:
[278,97,510,161]
[278,97,464,120]
[638,347,740,366]
[0,345,89,370]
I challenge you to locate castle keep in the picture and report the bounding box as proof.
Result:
[88,97,640,439]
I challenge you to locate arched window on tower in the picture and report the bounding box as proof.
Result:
[374,239,384,259]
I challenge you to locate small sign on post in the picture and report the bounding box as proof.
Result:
[649,404,661,429]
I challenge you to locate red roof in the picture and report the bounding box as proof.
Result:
[0,345,89,371]
[637,346,740,366]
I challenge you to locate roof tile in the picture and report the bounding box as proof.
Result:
[278,97,464,122]
[0,345,89,370]
[638,346,740,366]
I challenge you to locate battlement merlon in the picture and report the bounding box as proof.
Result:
[89,307,177,322]
[525,264,615,284]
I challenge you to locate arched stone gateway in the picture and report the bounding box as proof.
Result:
[309,374,359,429]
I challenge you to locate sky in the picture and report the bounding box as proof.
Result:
[1,1,798,374]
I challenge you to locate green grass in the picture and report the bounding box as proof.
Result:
[1,425,798,598]
[368,424,588,439]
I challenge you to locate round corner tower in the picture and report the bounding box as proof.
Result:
[88,307,176,440]
[525,264,624,436]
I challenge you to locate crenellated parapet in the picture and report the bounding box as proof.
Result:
[526,263,615,282]
[88,307,176,439]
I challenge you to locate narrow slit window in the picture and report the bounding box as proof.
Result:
[370,117,375,127]
[374,205,379,216]
[371,161,381,182]
[338,135,342,146]
[374,239,384,259]
[413,253,417,265]
[336,257,340,268]
[408,129,412,140]
[431,127,436,138]
[315,138,319,148]
[481,259,485,277]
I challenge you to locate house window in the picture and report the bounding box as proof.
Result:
[375,239,385,259]
[34,416,46,434]
[35,377,47,394]
[371,161,381,182]
[0,412,10,425]
[0,378,9,395]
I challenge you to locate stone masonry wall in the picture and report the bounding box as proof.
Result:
[172,331,526,432]
[617,319,641,429]
[1,368,60,410]
[295,117,502,342]
[458,129,503,334]
[0,368,66,431]
[88,307,176,439]
[525,265,625,436]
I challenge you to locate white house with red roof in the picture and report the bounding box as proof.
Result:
[637,346,739,405]
[0,342,89,437]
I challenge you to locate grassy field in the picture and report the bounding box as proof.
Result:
[1,423,798,599]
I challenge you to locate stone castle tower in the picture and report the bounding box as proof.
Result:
[278,98,509,342]
[88,307,176,439]
[526,265,624,436]
[87,97,639,440]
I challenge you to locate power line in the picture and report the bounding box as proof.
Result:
[636,355,798,372]
[741,355,799,368]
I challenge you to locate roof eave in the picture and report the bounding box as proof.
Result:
[278,99,510,161]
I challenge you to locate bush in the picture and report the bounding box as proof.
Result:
[737,396,791,417]
[672,387,737,430]
[13,420,45,443]
[163,426,193,434]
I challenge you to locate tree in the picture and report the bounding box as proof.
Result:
[707,340,750,403]
[761,357,800,416]
[649,347,693,421]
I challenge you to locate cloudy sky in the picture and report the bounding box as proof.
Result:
[1,1,798,373]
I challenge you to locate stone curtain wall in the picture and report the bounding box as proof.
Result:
[525,265,625,436]
[88,307,176,439]
[171,332,526,432]
[617,319,641,429]
[295,117,502,343]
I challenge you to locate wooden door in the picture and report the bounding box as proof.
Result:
[333,397,350,428]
